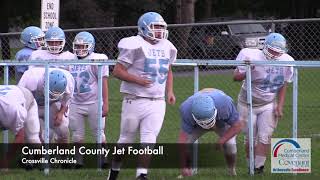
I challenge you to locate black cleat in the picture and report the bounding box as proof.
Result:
[136,173,148,180]
[254,166,264,174]
[107,169,119,180]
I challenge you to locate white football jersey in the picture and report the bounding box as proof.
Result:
[117,35,177,98]
[0,85,27,134]
[18,67,74,107]
[28,50,76,69]
[67,52,109,104]
[236,48,294,106]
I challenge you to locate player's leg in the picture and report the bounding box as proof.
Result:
[24,99,41,143]
[87,103,106,143]
[69,103,86,167]
[87,103,108,167]
[108,97,141,180]
[50,102,69,143]
[18,86,41,144]
[137,99,166,179]
[69,103,86,143]
[237,101,258,169]
[215,125,237,176]
[255,102,277,173]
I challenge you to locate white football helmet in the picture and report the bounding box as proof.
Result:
[191,94,217,129]
[45,26,66,54]
[263,33,287,60]
[137,12,168,42]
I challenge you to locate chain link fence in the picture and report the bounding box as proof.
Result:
[0,19,320,143]
[1,18,320,79]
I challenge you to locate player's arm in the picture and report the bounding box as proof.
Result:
[54,104,68,126]
[14,128,25,144]
[112,62,151,87]
[275,82,288,119]
[102,76,109,117]
[166,65,175,105]
[218,120,244,145]
[233,49,248,81]
[178,130,193,176]
[233,68,246,81]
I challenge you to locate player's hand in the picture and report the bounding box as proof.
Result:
[167,91,176,105]
[215,138,225,152]
[275,105,283,119]
[244,58,255,70]
[102,103,108,117]
[138,72,153,87]
[54,112,64,127]
[137,77,153,87]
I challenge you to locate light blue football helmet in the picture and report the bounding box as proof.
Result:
[191,94,217,129]
[20,26,45,49]
[138,12,168,41]
[263,33,287,60]
[45,26,66,54]
[73,31,95,58]
[48,70,67,100]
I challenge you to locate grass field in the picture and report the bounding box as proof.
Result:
[0,67,319,180]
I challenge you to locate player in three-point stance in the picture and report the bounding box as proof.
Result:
[178,88,244,177]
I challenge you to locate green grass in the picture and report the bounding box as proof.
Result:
[1,68,320,180]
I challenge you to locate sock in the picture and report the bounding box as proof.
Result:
[255,155,266,168]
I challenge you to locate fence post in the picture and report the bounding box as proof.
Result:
[97,64,103,171]
[192,65,199,175]
[245,64,254,175]
[293,67,298,139]
[44,64,50,175]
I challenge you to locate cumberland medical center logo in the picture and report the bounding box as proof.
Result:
[271,138,311,173]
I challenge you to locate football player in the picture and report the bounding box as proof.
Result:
[18,67,74,143]
[0,85,41,168]
[67,31,109,168]
[178,88,244,177]
[233,33,294,174]
[28,26,76,68]
[15,26,45,83]
[108,12,177,180]
[0,85,41,143]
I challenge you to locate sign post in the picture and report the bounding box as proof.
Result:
[41,0,60,31]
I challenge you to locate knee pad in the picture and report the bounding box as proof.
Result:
[26,134,41,144]
[223,143,237,155]
[72,133,85,143]
[118,134,135,144]
[94,131,106,143]
[257,133,271,144]
[141,132,157,144]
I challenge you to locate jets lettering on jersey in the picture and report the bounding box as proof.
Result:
[148,49,165,58]
[71,65,87,72]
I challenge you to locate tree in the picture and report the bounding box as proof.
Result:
[61,0,114,28]
[175,0,197,58]
[0,0,10,60]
